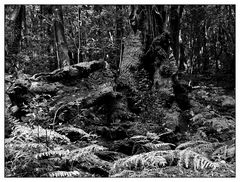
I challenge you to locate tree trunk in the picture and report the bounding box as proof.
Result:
[130,5,177,90]
[9,5,25,55]
[179,42,186,71]
[202,20,208,73]
[170,5,181,65]
[52,5,70,68]
[40,5,54,54]
[7,60,110,119]
[115,5,124,72]
[78,5,81,64]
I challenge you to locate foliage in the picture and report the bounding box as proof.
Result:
[5,122,110,177]
[12,124,70,144]
[111,151,168,173]
[175,140,210,150]
[5,5,131,75]
[47,170,81,177]
[144,142,174,151]
[178,148,219,170]
[181,5,235,75]
[211,144,235,161]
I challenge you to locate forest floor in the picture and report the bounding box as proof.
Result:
[4,32,235,177]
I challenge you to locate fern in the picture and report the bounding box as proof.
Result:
[73,152,112,171]
[34,149,70,159]
[5,124,71,177]
[212,144,235,161]
[110,170,136,177]
[12,124,70,144]
[67,145,112,170]
[5,139,45,177]
[111,150,178,173]
[191,142,223,158]
[144,142,175,151]
[176,140,210,150]
[47,170,80,177]
[71,144,108,154]
[5,139,48,151]
[203,117,231,132]
[146,132,160,140]
[57,125,97,139]
[130,135,148,141]
[178,149,219,171]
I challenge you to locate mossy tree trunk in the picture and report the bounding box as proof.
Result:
[129,5,177,90]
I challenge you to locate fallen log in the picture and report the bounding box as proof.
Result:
[52,83,124,125]
[6,60,110,119]
[7,59,109,97]
[31,59,109,82]
[78,83,122,108]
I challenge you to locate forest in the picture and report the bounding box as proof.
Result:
[4,5,235,177]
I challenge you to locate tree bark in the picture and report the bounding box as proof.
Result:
[40,5,54,54]
[9,5,25,55]
[170,5,181,65]
[179,42,186,71]
[131,5,177,90]
[52,5,70,68]
[6,60,110,119]
[78,5,82,63]
[31,60,109,83]
[115,5,124,72]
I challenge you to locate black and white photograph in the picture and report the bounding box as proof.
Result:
[4,3,236,178]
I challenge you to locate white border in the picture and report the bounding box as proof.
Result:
[1,1,239,182]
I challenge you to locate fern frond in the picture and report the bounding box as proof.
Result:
[204,117,230,132]
[212,144,235,161]
[144,142,175,151]
[178,149,219,171]
[35,149,70,159]
[146,132,160,140]
[70,144,108,156]
[12,124,70,144]
[32,125,70,144]
[48,170,80,177]
[68,146,112,170]
[191,142,223,158]
[110,170,136,177]
[57,126,92,138]
[73,152,112,170]
[111,150,178,173]
[130,135,148,141]
[5,139,47,150]
[5,139,49,161]
[176,140,210,150]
